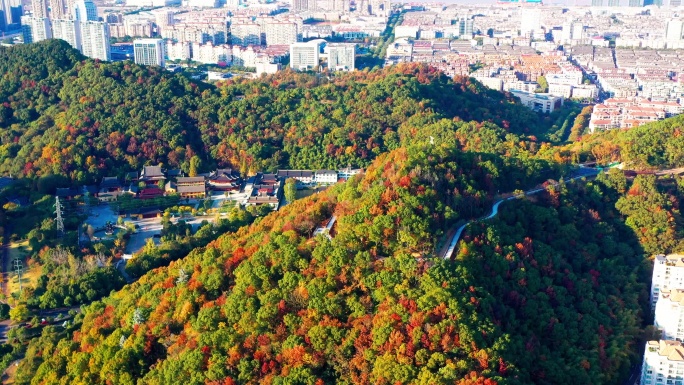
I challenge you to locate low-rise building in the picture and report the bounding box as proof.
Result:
[510,90,564,114]
[314,170,338,184]
[208,169,241,191]
[277,170,314,184]
[338,167,362,180]
[246,195,280,209]
[173,176,207,199]
[139,187,164,200]
[98,176,123,202]
[140,166,166,185]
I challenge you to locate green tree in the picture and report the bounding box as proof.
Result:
[0,303,10,320]
[536,75,549,93]
[9,304,30,322]
[284,178,297,203]
[189,156,202,177]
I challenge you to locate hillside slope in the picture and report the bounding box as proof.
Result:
[14,146,643,385]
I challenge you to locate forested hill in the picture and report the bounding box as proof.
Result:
[0,40,546,184]
[15,145,645,385]
[551,113,684,169]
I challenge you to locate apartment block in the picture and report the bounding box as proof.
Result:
[264,21,298,46]
[21,16,51,43]
[52,19,81,51]
[641,340,684,385]
[326,43,355,71]
[290,40,323,70]
[651,254,684,311]
[656,289,684,341]
[80,21,111,61]
[166,40,191,61]
[134,38,165,67]
[230,22,261,46]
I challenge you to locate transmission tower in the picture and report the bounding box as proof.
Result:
[13,258,23,294]
[55,196,65,234]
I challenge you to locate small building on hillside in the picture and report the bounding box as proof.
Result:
[277,170,314,184]
[166,169,183,179]
[140,166,166,185]
[338,167,363,180]
[208,169,242,191]
[55,188,79,199]
[125,171,139,183]
[261,173,279,186]
[139,187,164,200]
[314,170,338,184]
[510,89,564,114]
[98,176,123,202]
[133,208,162,219]
[246,195,280,209]
[173,176,207,199]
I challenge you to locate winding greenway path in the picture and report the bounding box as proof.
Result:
[441,167,600,260]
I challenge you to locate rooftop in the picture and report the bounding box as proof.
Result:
[177,185,206,194]
[659,289,684,305]
[141,166,165,179]
[647,340,684,361]
[656,254,684,267]
[177,176,206,184]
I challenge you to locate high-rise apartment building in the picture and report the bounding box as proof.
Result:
[106,12,123,23]
[154,9,174,34]
[3,0,23,27]
[292,0,310,12]
[166,40,191,61]
[641,340,684,385]
[124,19,154,37]
[561,21,584,43]
[134,38,165,66]
[667,19,684,41]
[80,21,110,60]
[0,0,10,30]
[329,0,349,12]
[52,18,81,50]
[290,40,322,70]
[651,254,684,311]
[49,0,67,19]
[21,15,51,42]
[72,0,97,21]
[264,21,298,46]
[230,22,261,46]
[520,7,541,37]
[31,0,49,18]
[327,43,355,71]
[458,18,474,37]
[353,0,389,16]
[655,289,684,341]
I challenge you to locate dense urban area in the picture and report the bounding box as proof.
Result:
[1,0,684,383]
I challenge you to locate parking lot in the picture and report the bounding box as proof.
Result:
[84,190,250,255]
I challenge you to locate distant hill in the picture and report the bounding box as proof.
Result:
[0,40,546,183]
